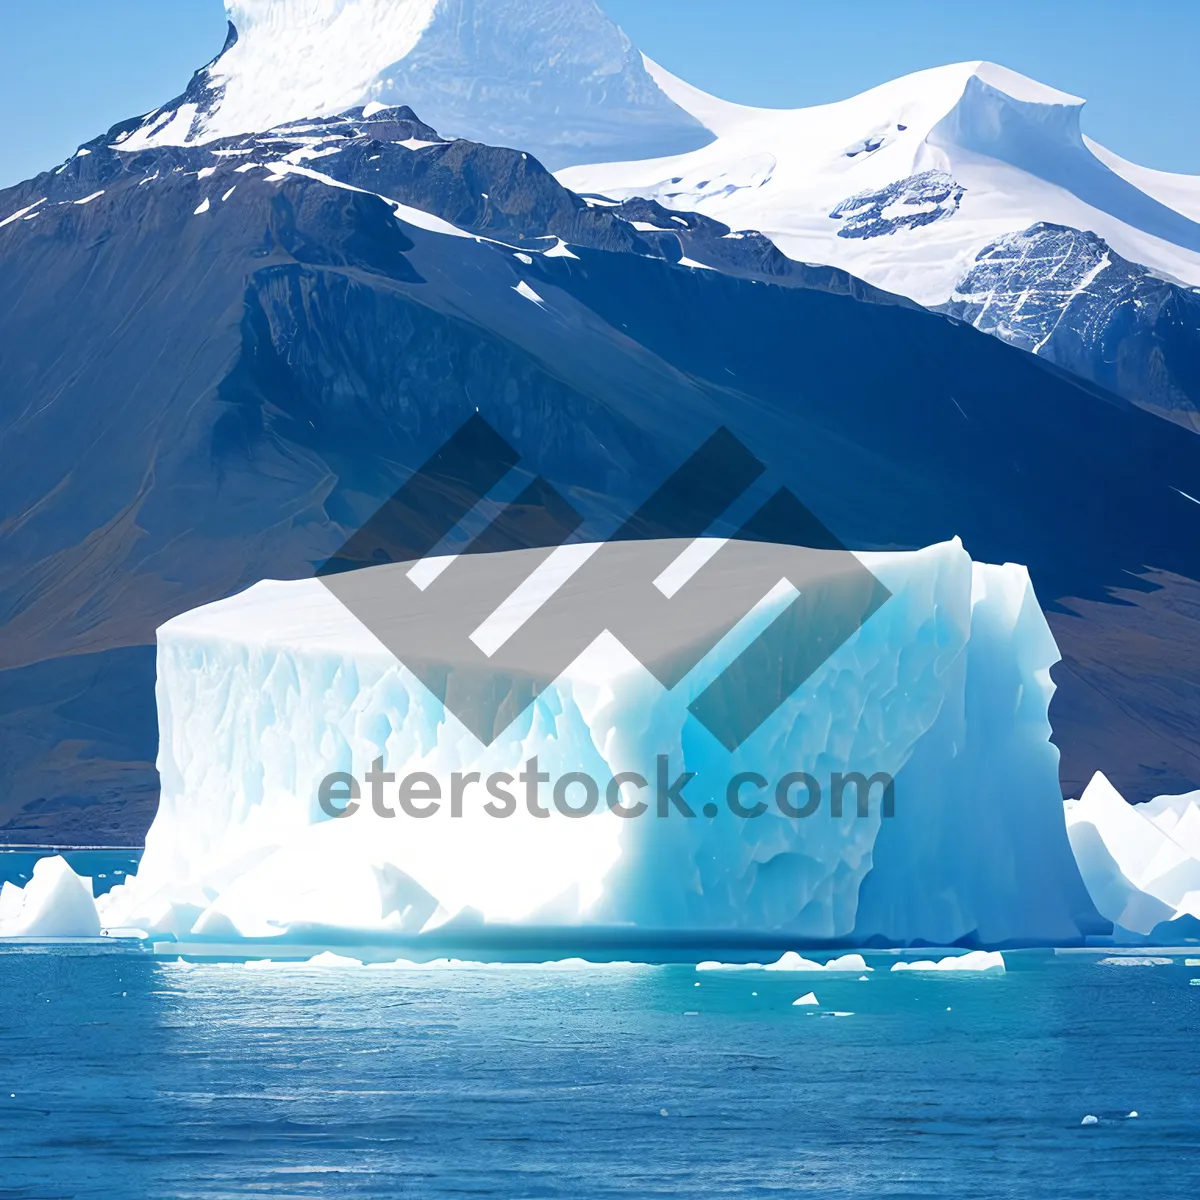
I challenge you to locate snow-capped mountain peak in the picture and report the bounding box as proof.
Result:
[114,0,712,169]
[561,56,1200,307]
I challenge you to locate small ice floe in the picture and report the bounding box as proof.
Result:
[1081,1114,1099,1126]
[697,951,870,973]
[1098,956,1173,966]
[767,951,870,973]
[1186,958,1200,966]
[194,197,211,215]
[891,950,1006,974]
[513,252,533,264]
[245,952,363,969]
[298,951,362,968]
[792,992,819,1006]
[513,280,543,304]
[1128,1111,1139,1119]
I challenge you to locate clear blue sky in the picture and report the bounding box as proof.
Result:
[1,0,1197,189]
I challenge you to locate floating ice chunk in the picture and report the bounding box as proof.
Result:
[792,992,819,1005]
[194,197,211,215]
[514,252,533,264]
[304,952,362,967]
[513,279,544,304]
[1065,773,1200,933]
[890,950,1006,973]
[698,952,870,972]
[768,951,871,972]
[1081,1114,1098,1126]
[0,856,101,937]
[1128,1111,1138,1119]
[1187,959,1200,967]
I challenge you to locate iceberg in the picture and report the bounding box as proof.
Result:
[98,537,1094,948]
[696,952,870,972]
[1064,772,1200,935]
[889,950,1006,973]
[0,855,102,938]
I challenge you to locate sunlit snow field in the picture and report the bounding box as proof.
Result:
[1,947,1198,1198]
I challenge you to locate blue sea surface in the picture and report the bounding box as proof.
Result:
[0,948,1198,1198]
[0,849,142,897]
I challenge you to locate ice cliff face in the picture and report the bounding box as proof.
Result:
[96,539,1094,946]
[115,0,712,169]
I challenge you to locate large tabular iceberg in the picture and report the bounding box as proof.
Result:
[98,537,1094,948]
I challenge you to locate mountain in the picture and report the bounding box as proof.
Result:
[1,3,1199,844]
[3,93,1199,842]
[115,0,713,169]
[559,59,1200,430]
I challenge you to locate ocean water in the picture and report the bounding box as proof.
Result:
[0,849,142,896]
[1,948,1198,1198]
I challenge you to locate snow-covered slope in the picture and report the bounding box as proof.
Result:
[560,59,1200,305]
[114,0,712,169]
[97,538,1094,946]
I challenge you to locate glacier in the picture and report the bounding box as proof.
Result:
[94,537,1097,949]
